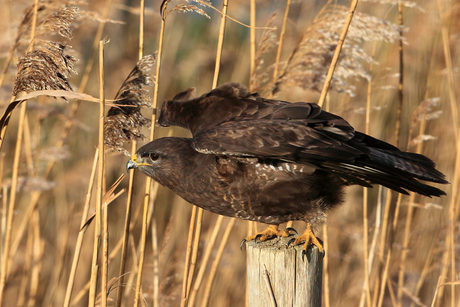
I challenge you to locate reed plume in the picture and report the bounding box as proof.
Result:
[104,53,157,155]
[271,5,401,97]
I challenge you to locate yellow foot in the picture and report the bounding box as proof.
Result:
[240,225,297,250]
[287,223,324,259]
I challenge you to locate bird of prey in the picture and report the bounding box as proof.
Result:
[127,83,447,254]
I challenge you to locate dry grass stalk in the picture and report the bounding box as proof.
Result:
[99,39,109,307]
[315,0,358,107]
[359,46,377,307]
[376,189,403,306]
[22,116,35,176]
[396,94,440,307]
[369,187,384,307]
[16,222,33,306]
[88,41,104,307]
[181,206,197,307]
[117,140,138,306]
[362,187,371,307]
[272,0,291,83]
[407,66,442,307]
[398,172,422,307]
[377,183,392,264]
[138,0,145,60]
[212,0,229,88]
[82,176,127,229]
[0,100,28,305]
[133,5,166,304]
[249,0,256,90]
[134,180,159,306]
[152,218,160,307]
[28,211,42,307]
[104,53,157,156]
[186,208,204,297]
[6,192,39,279]
[271,4,400,98]
[122,184,158,303]
[76,0,113,94]
[63,149,99,307]
[436,4,459,305]
[187,215,224,307]
[187,1,229,305]
[41,0,113,183]
[201,218,236,307]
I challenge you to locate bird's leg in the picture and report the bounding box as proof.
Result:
[240,224,297,249]
[287,222,324,254]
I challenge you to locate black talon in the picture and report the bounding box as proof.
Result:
[240,238,247,250]
[286,237,296,248]
[255,234,263,241]
[316,237,325,258]
[285,227,298,235]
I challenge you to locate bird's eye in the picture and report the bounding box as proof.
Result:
[149,153,159,161]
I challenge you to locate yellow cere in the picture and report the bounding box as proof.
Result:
[131,154,152,167]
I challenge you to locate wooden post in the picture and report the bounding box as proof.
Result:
[246,237,323,307]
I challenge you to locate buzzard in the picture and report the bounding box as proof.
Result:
[127,83,447,253]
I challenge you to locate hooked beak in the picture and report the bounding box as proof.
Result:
[126,158,137,172]
[127,153,141,172]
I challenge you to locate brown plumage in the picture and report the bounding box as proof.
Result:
[127,83,447,252]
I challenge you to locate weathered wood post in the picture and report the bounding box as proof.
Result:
[246,237,323,307]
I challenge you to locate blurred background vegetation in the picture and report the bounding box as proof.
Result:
[0,0,458,306]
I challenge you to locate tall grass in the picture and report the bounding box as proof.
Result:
[0,0,457,306]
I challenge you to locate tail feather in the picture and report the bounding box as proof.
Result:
[323,162,446,197]
[366,148,448,184]
[351,132,447,188]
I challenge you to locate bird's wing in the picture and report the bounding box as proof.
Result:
[191,119,364,164]
[159,83,356,137]
[191,118,447,197]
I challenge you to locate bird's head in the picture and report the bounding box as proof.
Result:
[126,137,198,190]
[126,152,158,173]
